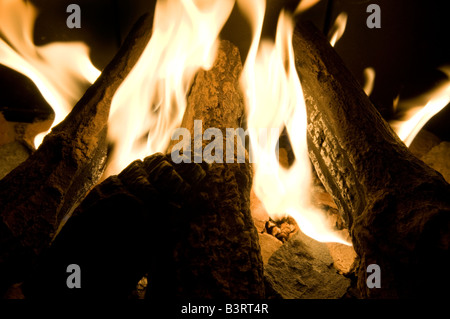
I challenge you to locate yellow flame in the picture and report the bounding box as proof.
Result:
[391,66,450,147]
[105,0,235,176]
[240,1,350,245]
[328,12,347,47]
[0,0,100,147]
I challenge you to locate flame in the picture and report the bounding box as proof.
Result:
[105,0,235,176]
[363,67,375,96]
[295,0,321,14]
[3,0,350,244]
[328,12,347,47]
[239,0,350,244]
[0,0,100,147]
[390,66,450,147]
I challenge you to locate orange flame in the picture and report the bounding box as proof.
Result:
[390,66,450,147]
[295,0,321,14]
[0,0,100,147]
[328,12,347,47]
[363,67,375,96]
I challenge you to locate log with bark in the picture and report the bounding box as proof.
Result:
[292,21,450,298]
[0,12,154,295]
[22,40,265,299]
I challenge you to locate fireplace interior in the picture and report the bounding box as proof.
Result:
[0,0,449,300]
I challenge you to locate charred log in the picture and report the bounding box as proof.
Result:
[293,21,450,298]
[0,13,154,295]
[22,153,207,299]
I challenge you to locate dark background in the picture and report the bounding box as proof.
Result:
[23,0,450,140]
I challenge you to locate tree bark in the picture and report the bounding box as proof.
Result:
[159,39,264,299]
[23,40,265,299]
[292,21,450,298]
[0,13,154,295]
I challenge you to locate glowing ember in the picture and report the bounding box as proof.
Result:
[0,0,100,147]
[390,66,450,147]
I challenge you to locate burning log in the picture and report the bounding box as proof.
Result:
[159,40,264,298]
[0,13,154,294]
[22,40,265,299]
[160,39,264,299]
[292,21,450,298]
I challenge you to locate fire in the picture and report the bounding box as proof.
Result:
[295,0,321,14]
[328,12,348,47]
[390,66,450,147]
[239,0,350,244]
[362,67,376,96]
[0,0,100,147]
[105,0,235,176]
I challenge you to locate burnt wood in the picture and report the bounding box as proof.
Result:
[22,153,208,299]
[0,13,154,295]
[293,21,450,298]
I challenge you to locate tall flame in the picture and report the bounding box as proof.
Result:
[239,0,350,244]
[390,66,450,147]
[2,0,360,245]
[106,0,235,176]
[0,0,100,147]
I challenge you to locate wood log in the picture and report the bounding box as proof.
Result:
[0,13,154,295]
[159,39,264,299]
[22,40,265,299]
[22,153,208,298]
[292,21,450,298]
